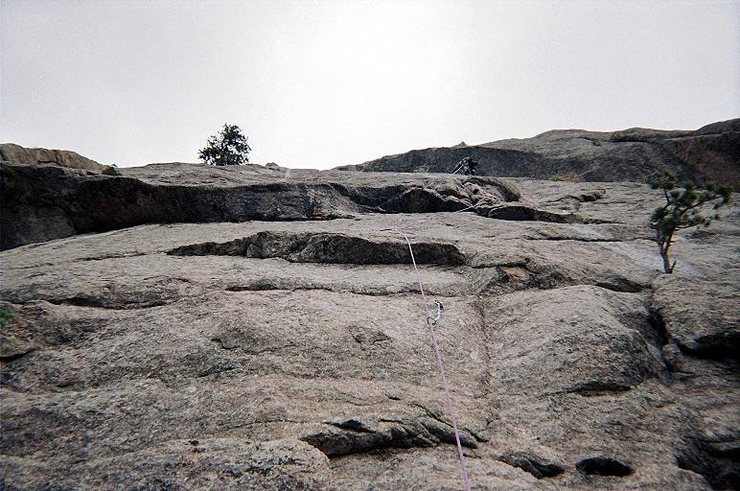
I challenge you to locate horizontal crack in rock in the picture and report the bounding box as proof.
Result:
[576,456,633,476]
[45,296,173,310]
[498,452,566,479]
[558,381,634,397]
[300,415,477,458]
[168,231,465,266]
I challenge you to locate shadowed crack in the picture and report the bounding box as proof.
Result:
[224,283,419,297]
[167,231,465,265]
[563,381,633,397]
[676,436,740,489]
[499,452,566,479]
[0,347,37,363]
[576,456,633,476]
[676,331,740,361]
[44,295,173,310]
[482,204,579,223]
[3,278,200,311]
[471,263,646,295]
[75,252,148,262]
[300,415,477,458]
[326,418,375,433]
[594,279,645,293]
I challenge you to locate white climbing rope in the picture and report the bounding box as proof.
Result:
[387,228,472,491]
[454,203,477,214]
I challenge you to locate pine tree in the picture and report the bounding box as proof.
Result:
[649,172,731,273]
[198,124,251,166]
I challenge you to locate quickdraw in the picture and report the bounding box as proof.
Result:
[427,300,444,326]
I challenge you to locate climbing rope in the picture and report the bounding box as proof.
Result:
[388,228,472,491]
[454,203,477,214]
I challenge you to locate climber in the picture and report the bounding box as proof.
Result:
[451,157,468,174]
[452,156,478,175]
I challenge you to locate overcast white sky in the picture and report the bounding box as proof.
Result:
[1,0,738,169]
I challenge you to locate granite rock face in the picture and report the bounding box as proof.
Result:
[1,162,738,490]
[1,161,527,250]
[339,119,740,188]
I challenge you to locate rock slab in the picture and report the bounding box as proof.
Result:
[1,162,738,489]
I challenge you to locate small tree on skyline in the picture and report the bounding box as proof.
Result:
[649,171,731,274]
[199,124,251,166]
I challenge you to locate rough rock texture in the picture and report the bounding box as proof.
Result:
[1,161,532,250]
[1,162,738,489]
[0,143,108,174]
[338,119,740,188]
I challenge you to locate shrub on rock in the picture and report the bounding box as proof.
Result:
[649,171,730,273]
[198,124,251,166]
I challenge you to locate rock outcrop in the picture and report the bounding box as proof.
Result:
[1,160,737,489]
[1,160,537,250]
[338,119,740,188]
[0,143,110,174]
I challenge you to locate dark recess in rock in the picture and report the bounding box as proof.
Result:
[300,428,392,458]
[575,456,633,476]
[499,452,566,479]
[167,231,465,266]
[326,418,375,433]
[45,293,172,310]
[677,435,740,489]
[565,381,633,397]
[484,204,577,223]
[676,331,740,361]
[594,279,645,293]
[379,187,468,213]
[0,347,37,363]
[301,417,477,458]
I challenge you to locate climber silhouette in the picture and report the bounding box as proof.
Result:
[452,156,478,175]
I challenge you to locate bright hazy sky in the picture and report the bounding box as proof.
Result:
[2,0,739,169]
